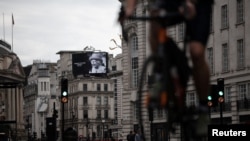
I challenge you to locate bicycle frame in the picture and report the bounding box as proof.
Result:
[128,12,196,141]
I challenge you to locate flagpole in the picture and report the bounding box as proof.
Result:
[12,13,14,52]
[2,13,5,41]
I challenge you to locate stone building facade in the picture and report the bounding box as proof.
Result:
[0,40,26,140]
[56,50,120,140]
[23,60,58,140]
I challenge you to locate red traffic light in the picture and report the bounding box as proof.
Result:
[218,97,224,103]
[208,101,213,107]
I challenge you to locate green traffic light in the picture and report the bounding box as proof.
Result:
[218,91,223,96]
[207,95,212,101]
[62,91,68,96]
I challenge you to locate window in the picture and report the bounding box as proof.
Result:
[104,84,108,91]
[44,82,47,91]
[83,84,87,91]
[38,69,49,77]
[157,109,163,118]
[112,66,117,71]
[97,96,101,105]
[97,110,101,119]
[41,82,43,91]
[114,108,118,119]
[222,43,229,72]
[236,0,244,24]
[104,110,108,119]
[97,84,101,91]
[225,86,231,102]
[237,39,244,69]
[104,96,108,105]
[130,34,139,88]
[83,97,88,106]
[238,83,250,109]
[238,84,247,100]
[131,35,138,51]
[178,23,184,41]
[207,47,214,74]
[83,110,88,119]
[221,5,228,29]
[132,57,139,87]
[186,92,197,107]
[97,125,101,137]
[40,81,48,91]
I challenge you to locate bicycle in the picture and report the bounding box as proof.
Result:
[119,3,207,141]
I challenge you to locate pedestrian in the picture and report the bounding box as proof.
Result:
[134,130,141,141]
[127,131,134,141]
[111,136,115,141]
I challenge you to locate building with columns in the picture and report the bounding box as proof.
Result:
[119,0,250,141]
[0,40,26,140]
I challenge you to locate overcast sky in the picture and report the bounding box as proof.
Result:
[0,0,122,66]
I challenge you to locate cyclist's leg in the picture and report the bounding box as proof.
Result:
[188,41,210,137]
[186,0,213,105]
[189,42,210,105]
[185,0,213,137]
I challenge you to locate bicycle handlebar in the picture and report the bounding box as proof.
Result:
[128,12,183,22]
[120,12,185,42]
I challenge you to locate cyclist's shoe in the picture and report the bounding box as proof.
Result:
[194,105,210,137]
[168,109,183,133]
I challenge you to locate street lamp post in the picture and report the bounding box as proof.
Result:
[86,118,89,141]
[102,119,105,141]
[26,116,30,141]
[71,111,75,128]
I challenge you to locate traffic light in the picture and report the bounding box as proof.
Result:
[53,109,58,118]
[207,95,212,107]
[217,78,224,103]
[61,78,68,103]
[208,85,218,107]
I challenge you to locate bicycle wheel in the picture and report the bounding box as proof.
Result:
[137,55,156,141]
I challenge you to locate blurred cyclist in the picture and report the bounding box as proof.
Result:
[120,0,214,137]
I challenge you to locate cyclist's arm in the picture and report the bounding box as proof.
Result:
[124,0,196,19]
[179,0,196,20]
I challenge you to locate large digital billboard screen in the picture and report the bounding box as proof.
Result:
[72,52,108,77]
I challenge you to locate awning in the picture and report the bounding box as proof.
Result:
[38,103,48,112]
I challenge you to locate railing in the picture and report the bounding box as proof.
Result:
[237,99,250,111]
[96,104,111,109]
[210,101,231,113]
[210,99,250,113]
